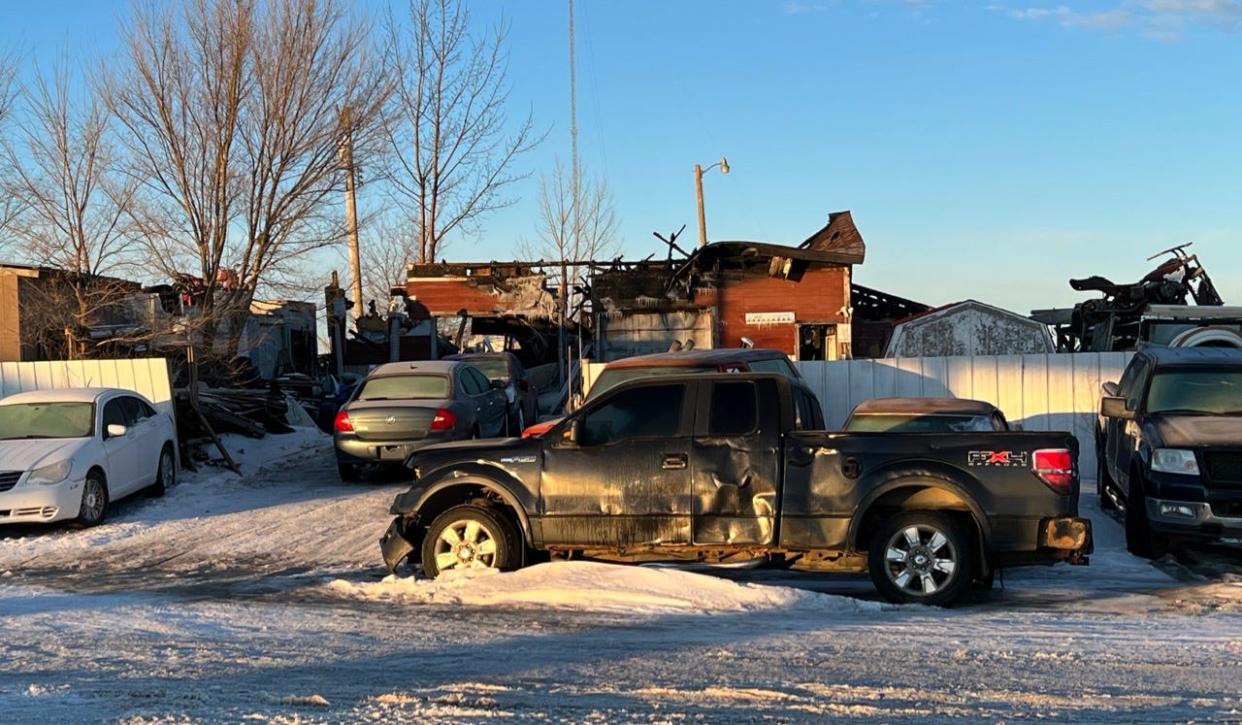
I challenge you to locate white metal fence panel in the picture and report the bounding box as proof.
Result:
[795,353,1133,479]
[0,358,175,416]
[581,353,1133,480]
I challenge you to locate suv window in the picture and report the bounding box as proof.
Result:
[749,358,797,378]
[580,384,685,446]
[708,382,757,436]
[460,368,484,395]
[1120,358,1152,409]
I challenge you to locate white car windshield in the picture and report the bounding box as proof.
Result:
[0,402,94,439]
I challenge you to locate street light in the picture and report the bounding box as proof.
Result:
[694,156,730,248]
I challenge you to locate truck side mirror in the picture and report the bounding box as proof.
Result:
[1100,396,1134,420]
[1100,381,1119,397]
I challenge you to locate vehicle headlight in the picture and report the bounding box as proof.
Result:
[28,459,73,485]
[1151,448,1200,476]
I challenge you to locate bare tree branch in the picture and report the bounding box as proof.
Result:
[1,57,141,359]
[384,0,543,263]
[520,158,620,268]
[107,0,390,357]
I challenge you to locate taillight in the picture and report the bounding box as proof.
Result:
[430,408,457,431]
[1033,448,1075,495]
[333,411,354,433]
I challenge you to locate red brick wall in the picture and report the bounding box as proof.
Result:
[695,267,851,357]
[406,279,500,316]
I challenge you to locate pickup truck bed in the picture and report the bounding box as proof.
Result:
[380,373,1092,605]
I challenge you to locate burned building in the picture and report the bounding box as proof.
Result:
[404,261,567,368]
[591,211,867,361]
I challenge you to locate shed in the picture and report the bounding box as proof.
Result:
[885,300,1056,357]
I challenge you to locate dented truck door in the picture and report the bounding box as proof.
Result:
[689,378,783,546]
[539,381,697,547]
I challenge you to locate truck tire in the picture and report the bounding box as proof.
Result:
[421,504,522,578]
[1097,454,1117,511]
[868,511,976,606]
[1124,470,1169,560]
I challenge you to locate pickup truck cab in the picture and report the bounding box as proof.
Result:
[1097,345,1242,557]
[382,373,1092,605]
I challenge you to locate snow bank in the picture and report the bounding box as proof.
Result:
[327,561,881,615]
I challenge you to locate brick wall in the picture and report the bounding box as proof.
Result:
[695,266,851,357]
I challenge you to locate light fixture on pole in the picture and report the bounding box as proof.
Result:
[694,156,730,248]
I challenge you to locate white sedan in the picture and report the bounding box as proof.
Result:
[0,388,177,526]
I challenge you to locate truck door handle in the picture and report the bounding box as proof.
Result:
[662,454,688,470]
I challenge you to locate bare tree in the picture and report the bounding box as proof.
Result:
[358,215,417,309]
[521,158,620,266]
[2,61,139,358]
[0,51,19,237]
[385,0,541,264]
[109,0,390,356]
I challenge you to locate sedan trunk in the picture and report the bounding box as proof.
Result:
[347,401,446,442]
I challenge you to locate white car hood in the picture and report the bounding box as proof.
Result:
[0,439,88,472]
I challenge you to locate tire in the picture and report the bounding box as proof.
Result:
[867,511,976,606]
[1125,470,1169,559]
[338,463,361,482]
[1097,453,1116,511]
[420,504,522,578]
[74,472,109,528]
[147,445,175,497]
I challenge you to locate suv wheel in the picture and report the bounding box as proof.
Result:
[1124,470,1169,559]
[421,504,522,578]
[868,511,975,606]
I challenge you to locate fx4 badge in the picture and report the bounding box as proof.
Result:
[968,450,1029,467]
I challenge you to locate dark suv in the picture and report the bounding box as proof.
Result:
[1097,345,1242,557]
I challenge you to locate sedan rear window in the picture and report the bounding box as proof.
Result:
[845,414,999,433]
[356,375,449,401]
[0,402,94,439]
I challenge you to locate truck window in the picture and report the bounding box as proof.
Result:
[580,384,685,446]
[709,382,757,436]
[1116,357,1149,407]
[794,389,823,430]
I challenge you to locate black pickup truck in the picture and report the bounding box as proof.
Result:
[1097,345,1242,557]
[381,373,1092,605]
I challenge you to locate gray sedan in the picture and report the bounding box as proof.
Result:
[333,361,508,481]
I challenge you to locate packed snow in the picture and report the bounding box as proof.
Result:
[1,428,1240,722]
[327,561,882,615]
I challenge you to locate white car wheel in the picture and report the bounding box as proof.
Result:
[75,474,108,527]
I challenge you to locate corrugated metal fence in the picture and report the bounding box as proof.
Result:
[583,352,1133,480]
[795,353,1134,476]
[0,358,175,416]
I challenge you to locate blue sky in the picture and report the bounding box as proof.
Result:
[7,0,1242,313]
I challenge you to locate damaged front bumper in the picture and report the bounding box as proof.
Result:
[1038,515,1093,565]
[380,518,417,573]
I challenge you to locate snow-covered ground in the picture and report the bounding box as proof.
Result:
[1,431,1241,723]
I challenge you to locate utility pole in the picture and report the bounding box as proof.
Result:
[694,157,730,248]
[340,106,364,321]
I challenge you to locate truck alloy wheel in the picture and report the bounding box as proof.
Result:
[421,504,521,578]
[868,512,974,605]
